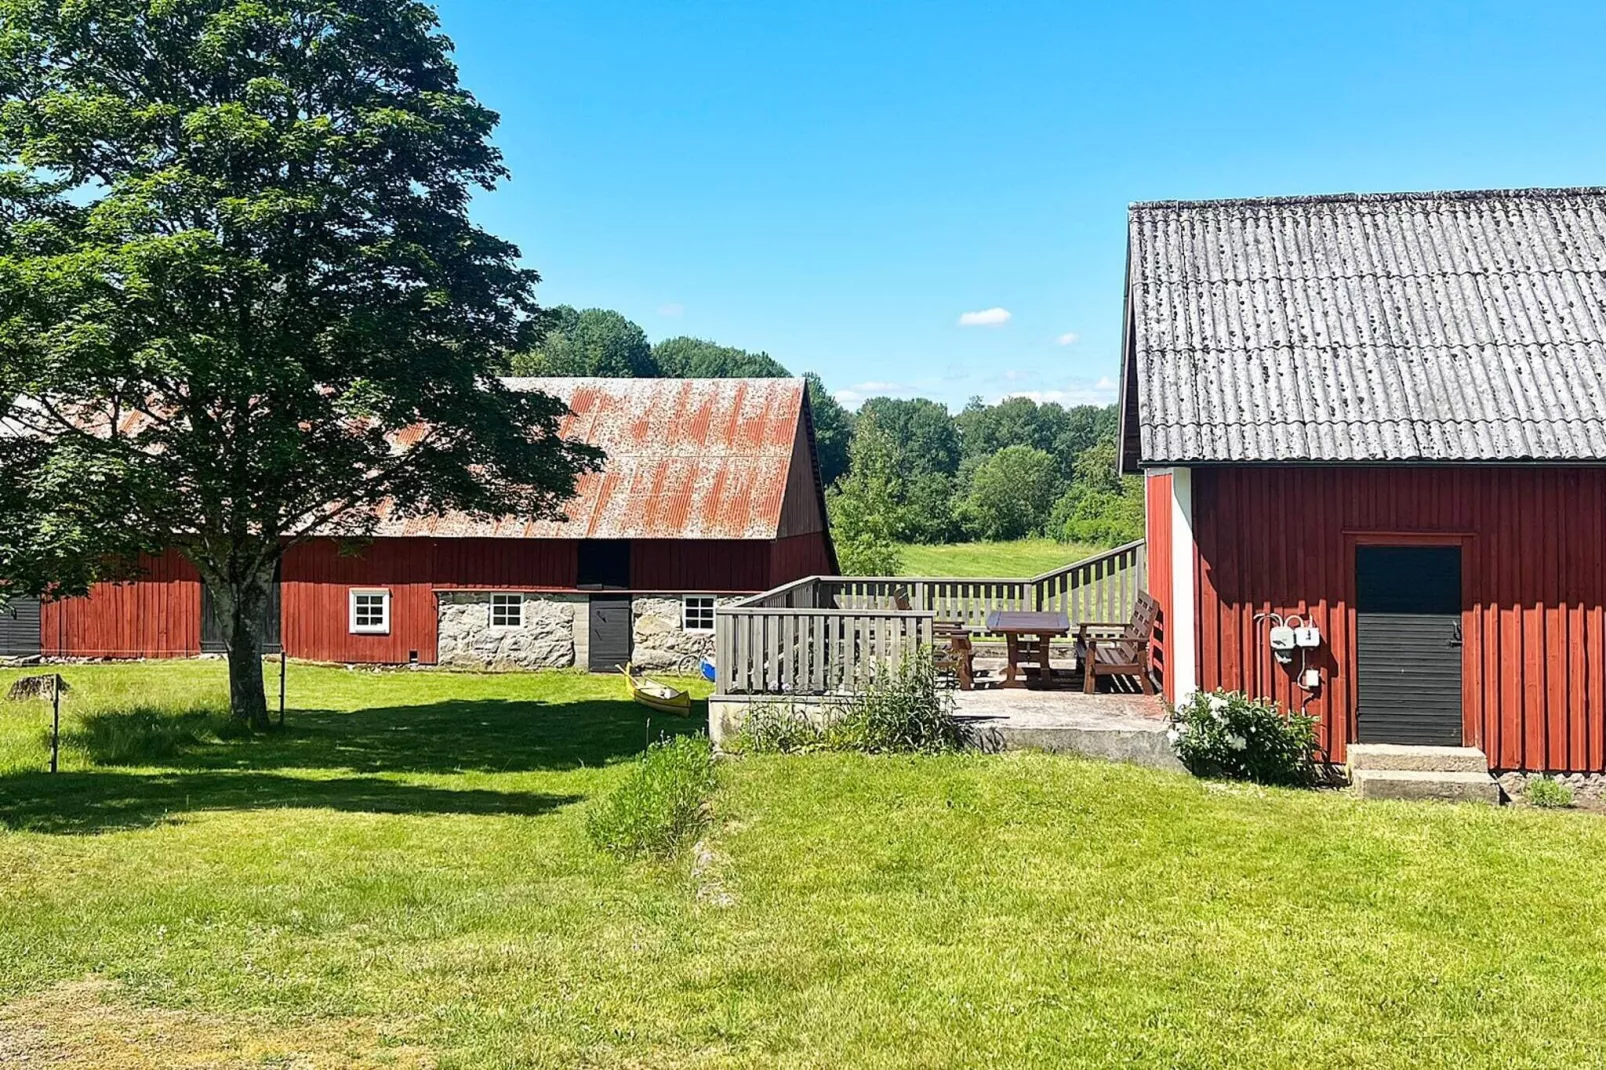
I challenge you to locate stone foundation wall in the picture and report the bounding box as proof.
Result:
[1498,770,1606,802]
[436,592,585,670]
[631,596,736,672]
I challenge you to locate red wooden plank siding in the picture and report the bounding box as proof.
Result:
[429,538,579,589]
[630,539,770,592]
[281,539,438,664]
[40,549,203,658]
[1143,472,1174,701]
[43,533,832,665]
[1192,466,1606,772]
[768,532,835,588]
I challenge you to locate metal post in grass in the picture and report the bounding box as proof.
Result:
[50,673,61,774]
[278,654,287,728]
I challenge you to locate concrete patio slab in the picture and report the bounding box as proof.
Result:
[953,688,1182,773]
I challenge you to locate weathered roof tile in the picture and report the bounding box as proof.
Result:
[1126,188,1606,463]
[374,377,806,539]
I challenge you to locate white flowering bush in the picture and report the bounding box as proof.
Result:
[1168,689,1319,786]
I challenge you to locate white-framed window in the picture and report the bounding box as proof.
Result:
[489,593,523,629]
[349,588,391,634]
[683,595,716,633]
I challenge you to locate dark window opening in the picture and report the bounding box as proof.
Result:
[577,541,631,590]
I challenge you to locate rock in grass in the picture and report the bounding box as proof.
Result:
[7,674,68,701]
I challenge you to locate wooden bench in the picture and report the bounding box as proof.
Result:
[932,619,976,691]
[1077,591,1159,695]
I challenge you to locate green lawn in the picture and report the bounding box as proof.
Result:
[4,662,1606,1067]
[895,537,1104,577]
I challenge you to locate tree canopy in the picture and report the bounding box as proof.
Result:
[512,306,658,377]
[0,0,597,724]
[653,336,790,378]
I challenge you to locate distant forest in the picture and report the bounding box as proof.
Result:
[511,306,1142,573]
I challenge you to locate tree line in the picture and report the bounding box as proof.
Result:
[514,306,1145,574]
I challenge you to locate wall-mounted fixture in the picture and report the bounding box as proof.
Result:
[1256,611,1324,692]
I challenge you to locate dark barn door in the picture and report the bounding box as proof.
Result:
[201,570,282,654]
[0,595,41,656]
[1356,545,1463,746]
[588,595,633,673]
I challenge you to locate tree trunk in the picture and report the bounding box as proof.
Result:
[207,569,273,730]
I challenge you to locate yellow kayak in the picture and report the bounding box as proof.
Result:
[620,663,692,716]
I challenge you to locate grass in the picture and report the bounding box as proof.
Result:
[4,662,1606,1066]
[895,537,1105,577]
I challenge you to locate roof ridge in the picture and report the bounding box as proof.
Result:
[1130,186,1606,212]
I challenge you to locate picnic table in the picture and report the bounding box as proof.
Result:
[985,610,1071,689]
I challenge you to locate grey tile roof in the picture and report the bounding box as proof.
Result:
[1125,187,1606,463]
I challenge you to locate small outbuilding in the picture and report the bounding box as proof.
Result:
[1124,187,1606,773]
[4,377,836,671]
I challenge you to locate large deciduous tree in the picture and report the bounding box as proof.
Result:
[0,0,598,726]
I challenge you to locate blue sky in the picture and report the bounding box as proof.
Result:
[438,0,1606,410]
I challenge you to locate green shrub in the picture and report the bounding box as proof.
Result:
[830,650,967,754]
[1049,483,1145,545]
[1527,776,1574,809]
[729,651,969,756]
[729,704,830,755]
[1168,689,1318,787]
[586,734,718,859]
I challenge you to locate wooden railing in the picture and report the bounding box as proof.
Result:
[1031,539,1147,624]
[714,606,934,695]
[818,577,1032,632]
[715,540,1146,696]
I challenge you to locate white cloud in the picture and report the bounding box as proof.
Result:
[1003,376,1119,407]
[958,307,1011,327]
[1056,331,1080,346]
[834,381,912,409]
[656,302,685,318]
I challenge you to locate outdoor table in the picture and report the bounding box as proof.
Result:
[985,610,1072,689]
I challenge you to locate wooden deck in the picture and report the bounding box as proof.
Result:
[713,540,1148,699]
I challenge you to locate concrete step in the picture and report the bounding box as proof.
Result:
[1347,743,1490,774]
[1351,768,1501,805]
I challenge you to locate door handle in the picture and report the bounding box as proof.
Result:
[1448,621,1463,648]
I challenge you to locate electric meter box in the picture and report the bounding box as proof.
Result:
[1294,625,1321,648]
[1269,625,1296,651]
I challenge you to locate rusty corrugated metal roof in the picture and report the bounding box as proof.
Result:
[1126,187,1606,463]
[375,377,808,539]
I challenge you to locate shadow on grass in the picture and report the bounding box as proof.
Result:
[0,769,584,835]
[68,696,708,776]
[1,692,707,834]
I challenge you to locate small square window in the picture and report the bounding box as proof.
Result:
[490,593,523,628]
[683,596,716,633]
[349,589,390,634]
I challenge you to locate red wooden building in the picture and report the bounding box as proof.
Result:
[7,378,836,672]
[1124,188,1606,773]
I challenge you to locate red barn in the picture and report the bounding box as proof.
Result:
[5,378,836,671]
[1124,187,1606,774]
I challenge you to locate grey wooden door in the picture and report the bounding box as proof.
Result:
[0,596,41,656]
[1356,545,1463,746]
[587,595,633,672]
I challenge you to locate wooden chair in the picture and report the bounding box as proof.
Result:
[932,619,976,691]
[1077,591,1159,695]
